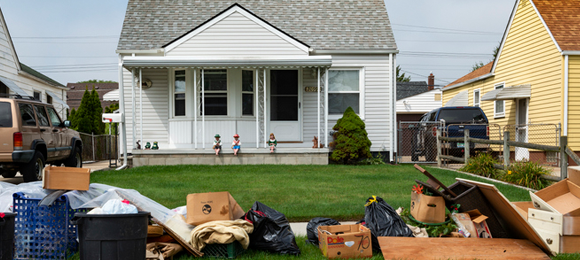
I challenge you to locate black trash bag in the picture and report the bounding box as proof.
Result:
[306,217,341,245]
[364,196,413,252]
[242,201,301,255]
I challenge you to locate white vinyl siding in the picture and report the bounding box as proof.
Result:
[166,12,307,57]
[395,89,443,113]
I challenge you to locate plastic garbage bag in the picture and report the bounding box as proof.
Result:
[101,199,138,214]
[306,217,340,245]
[242,201,300,255]
[364,196,413,251]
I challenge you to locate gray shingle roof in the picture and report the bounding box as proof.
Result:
[117,0,397,51]
[397,81,428,100]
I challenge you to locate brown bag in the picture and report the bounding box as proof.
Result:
[146,242,183,260]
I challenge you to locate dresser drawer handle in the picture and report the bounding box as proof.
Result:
[547,238,553,245]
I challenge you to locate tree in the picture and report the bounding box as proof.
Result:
[471,44,500,72]
[71,85,105,134]
[90,88,104,134]
[329,107,372,164]
[69,108,77,129]
[77,79,117,83]
[396,65,411,82]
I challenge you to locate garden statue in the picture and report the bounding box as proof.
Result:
[152,141,159,150]
[268,133,277,153]
[213,134,222,155]
[145,142,151,150]
[136,140,141,150]
[232,134,241,156]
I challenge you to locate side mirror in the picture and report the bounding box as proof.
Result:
[64,120,71,127]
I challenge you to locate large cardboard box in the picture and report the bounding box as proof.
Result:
[42,165,90,190]
[410,192,445,223]
[186,191,245,226]
[318,224,372,259]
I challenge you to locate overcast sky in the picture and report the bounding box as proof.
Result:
[0,0,515,87]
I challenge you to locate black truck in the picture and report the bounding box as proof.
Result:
[412,106,489,161]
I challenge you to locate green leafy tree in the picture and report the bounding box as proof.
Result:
[69,108,77,129]
[396,65,411,82]
[104,103,119,135]
[330,107,372,164]
[91,88,104,134]
[75,87,93,134]
[471,44,500,72]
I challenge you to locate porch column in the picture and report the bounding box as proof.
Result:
[263,69,267,148]
[131,68,136,150]
[194,69,198,149]
[202,69,205,149]
[139,68,143,149]
[255,69,259,148]
[324,68,329,148]
[317,67,320,149]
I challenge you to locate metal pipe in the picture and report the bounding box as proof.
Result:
[131,68,136,150]
[139,69,143,150]
[116,54,128,170]
[255,69,259,148]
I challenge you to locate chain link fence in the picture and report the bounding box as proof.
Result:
[397,121,441,163]
[501,123,561,166]
[79,133,118,162]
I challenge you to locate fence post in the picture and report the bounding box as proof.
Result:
[503,131,510,170]
[561,136,568,180]
[437,129,442,167]
[92,132,95,162]
[464,129,470,165]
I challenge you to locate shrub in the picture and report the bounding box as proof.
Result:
[459,152,500,179]
[330,107,372,164]
[503,160,552,190]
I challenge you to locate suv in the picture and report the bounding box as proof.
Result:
[413,106,489,161]
[0,97,82,182]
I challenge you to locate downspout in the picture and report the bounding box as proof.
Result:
[255,70,259,148]
[389,53,394,163]
[131,68,136,150]
[317,67,320,148]
[117,54,128,170]
[564,55,569,136]
[139,68,143,149]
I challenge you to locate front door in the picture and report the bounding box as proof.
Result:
[268,70,301,141]
[515,98,529,161]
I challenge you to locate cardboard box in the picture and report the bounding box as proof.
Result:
[186,191,245,226]
[410,192,445,223]
[42,165,90,190]
[318,224,372,259]
[465,209,492,238]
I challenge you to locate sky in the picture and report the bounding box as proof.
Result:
[0,0,516,87]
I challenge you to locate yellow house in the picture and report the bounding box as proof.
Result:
[443,0,580,162]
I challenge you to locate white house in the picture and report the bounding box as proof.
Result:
[116,0,398,165]
[0,8,68,117]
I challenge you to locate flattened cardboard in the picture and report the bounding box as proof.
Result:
[465,209,492,238]
[410,192,446,223]
[42,165,90,190]
[457,178,552,255]
[318,224,372,259]
[186,191,245,226]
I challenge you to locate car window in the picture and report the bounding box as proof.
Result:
[428,112,436,122]
[46,107,62,127]
[34,105,50,127]
[0,102,12,127]
[19,103,37,126]
[438,109,487,123]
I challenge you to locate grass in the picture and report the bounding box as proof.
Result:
[91,164,531,221]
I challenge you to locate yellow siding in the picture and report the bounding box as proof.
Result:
[443,0,563,147]
[568,55,580,150]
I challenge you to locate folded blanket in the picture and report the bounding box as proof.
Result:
[190,219,254,251]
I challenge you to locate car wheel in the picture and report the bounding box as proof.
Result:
[22,151,45,182]
[64,147,83,168]
[0,169,17,178]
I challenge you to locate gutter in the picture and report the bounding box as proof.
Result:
[562,51,580,56]
[116,49,165,54]
[443,73,494,92]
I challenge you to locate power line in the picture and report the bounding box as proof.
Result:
[391,23,501,35]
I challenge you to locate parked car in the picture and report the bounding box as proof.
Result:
[0,96,82,182]
[412,106,489,161]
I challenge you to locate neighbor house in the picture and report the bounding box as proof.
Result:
[66,82,118,111]
[116,0,398,165]
[442,0,580,162]
[0,8,68,117]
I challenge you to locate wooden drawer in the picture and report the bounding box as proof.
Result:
[529,208,562,225]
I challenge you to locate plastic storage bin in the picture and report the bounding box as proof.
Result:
[202,241,245,259]
[73,211,150,260]
[417,180,509,238]
[13,192,88,259]
[0,213,16,260]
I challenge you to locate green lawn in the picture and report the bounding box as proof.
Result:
[91,164,531,221]
[88,164,577,259]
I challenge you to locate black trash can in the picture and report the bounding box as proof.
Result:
[73,211,150,260]
[0,213,16,260]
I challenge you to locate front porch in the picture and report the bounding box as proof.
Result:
[131,147,329,166]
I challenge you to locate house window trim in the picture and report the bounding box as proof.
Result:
[33,90,42,102]
[327,67,365,120]
[473,89,480,107]
[241,69,256,118]
[173,69,187,117]
[494,83,505,118]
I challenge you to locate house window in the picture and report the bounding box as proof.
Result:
[33,91,41,101]
[174,70,186,116]
[46,93,53,104]
[202,69,227,116]
[242,70,254,116]
[494,83,505,117]
[473,89,480,107]
[434,94,441,101]
[328,69,361,115]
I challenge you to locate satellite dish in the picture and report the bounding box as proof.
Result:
[140,78,152,89]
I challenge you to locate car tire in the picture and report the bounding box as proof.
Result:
[22,151,45,182]
[0,169,17,178]
[64,147,82,168]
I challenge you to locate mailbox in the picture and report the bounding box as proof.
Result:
[102,113,124,123]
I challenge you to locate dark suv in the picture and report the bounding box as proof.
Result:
[0,97,82,182]
[413,106,489,161]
